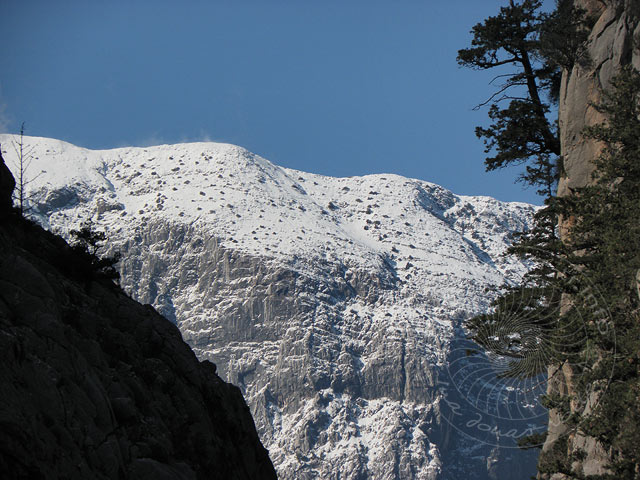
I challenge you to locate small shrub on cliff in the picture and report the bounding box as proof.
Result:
[69,221,121,281]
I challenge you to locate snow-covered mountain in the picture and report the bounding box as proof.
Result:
[1,135,544,479]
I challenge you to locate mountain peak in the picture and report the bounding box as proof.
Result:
[0,135,541,479]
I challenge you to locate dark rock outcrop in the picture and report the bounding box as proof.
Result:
[0,215,277,479]
[0,145,15,214]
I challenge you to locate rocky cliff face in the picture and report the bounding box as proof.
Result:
[0,136,542,479]
[541,1,640,478]
[0,209,276,476]
[558,0,640,197]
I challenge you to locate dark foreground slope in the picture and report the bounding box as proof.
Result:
[0,214,277,479]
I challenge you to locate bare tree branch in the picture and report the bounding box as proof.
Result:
[10,122,43,216]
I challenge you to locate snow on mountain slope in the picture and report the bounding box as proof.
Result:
[1,135,542,479]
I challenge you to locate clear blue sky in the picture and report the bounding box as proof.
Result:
[1,1,554,205]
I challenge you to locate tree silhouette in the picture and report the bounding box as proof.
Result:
[11,122,43,216]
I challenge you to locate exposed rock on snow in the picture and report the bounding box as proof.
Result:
[0,135,542,479]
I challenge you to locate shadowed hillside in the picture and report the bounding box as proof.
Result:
[0,153,277,479]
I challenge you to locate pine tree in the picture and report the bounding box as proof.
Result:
[458,0,590,375]
[459,0,639,476]
[457,0,565,197]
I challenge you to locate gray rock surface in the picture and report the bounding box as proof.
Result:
[557,0,640,197]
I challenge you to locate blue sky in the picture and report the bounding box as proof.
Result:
[1,1,553,204]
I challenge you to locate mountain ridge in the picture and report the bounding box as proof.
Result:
[1,135,541,479]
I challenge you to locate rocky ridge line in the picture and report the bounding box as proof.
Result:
[0,136,540,479]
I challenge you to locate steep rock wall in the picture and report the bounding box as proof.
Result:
[558,0,640,196]
[540,1,640,478]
